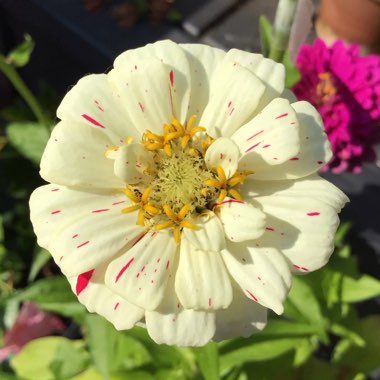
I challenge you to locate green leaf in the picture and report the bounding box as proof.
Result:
[193,342,219,380]
[284,276,328,342]
[259,319,322,337]
[127,327,196,376]
[112,334,152,371]
[0,372,26,380]
[334,315,380,374]
[282,51,300,88]
[10,276,86,323]
[84,315,118,380]
[6,35,35,67]
[11,276,77,304]
[292,337,318,367]
[220,338,303,373]
[341,274,380,303]
[298,357,339,380]
[11,337,88,380]
[334,222,351,248]
[28,248,51,282]
[6,122,49,164]
[330,323,365,347]
[259,15,273,58]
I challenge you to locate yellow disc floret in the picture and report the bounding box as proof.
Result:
[113,115,251,244]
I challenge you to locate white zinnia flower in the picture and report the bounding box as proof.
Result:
[30,40,348,346]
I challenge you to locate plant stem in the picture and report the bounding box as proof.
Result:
[269,0,298,62]
[0,55,48,126]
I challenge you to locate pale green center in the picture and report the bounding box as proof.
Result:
[150,147,215,214]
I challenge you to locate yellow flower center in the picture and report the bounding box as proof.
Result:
[115,115,250,244]
[316,72,337,104]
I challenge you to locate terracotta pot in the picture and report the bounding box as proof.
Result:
[318,0,380,51]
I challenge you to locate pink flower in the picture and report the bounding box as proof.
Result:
[0,302,65,362]
[293,38,380,173]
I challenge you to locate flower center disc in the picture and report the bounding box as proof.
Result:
[151,147,214,214]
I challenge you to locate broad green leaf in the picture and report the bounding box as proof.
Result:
[71,367,103,380]
[6,35,35,67]
[285,276,325,327]
[335,315,380,374]
[84,314,118,380]
[220,338,303,373]
[11,337,87,380]
[298,357,339,380]
[193,342,219,380]
[11,276,77,304]
[321,270,343,309]
[3,298,20,329]
[259,319,321,337]
[6,122,49,164]
[330,323,365,347]
[341,274,380,303]
[28,248,51,282]
[332,338,354,363]
[282,51,300,88]
[334,222,351,248]
[292,337,318,367]
[0,372,25,380]
[113,333,152,371]
[10,276,86,323]
[259,15,273,58]
[127,327,196,376]
[238,351,296,380]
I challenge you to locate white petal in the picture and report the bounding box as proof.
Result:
[180,43,226,120]
[183,211,225,252]
[175,239,232,310]
[249,184,345,272]
[225,49,285,114]
[199,60,266,137]
[222,243,292,314]
[114,40,191,123]
[108,59,172,135]
[40,121,124,189]
[248,101,332,180]
[217,199,266,242]
[204,137,240,179]
[146,271,215,346]
[67,265,144,330]
[213,287,267,341]
[245,174,349,211]
[30,185,143,276]
[105,231,177,311]
[113,144,154,185]
[57,74,140,141]
[232,98,300,172]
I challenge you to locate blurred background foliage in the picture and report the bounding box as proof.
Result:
[0,34,380,380]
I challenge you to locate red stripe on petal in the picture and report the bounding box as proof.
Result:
[307,212,320,216]
[169,70,174,87]
[51,210,61,215]
[77,240,90,248]
[115,257,134,283]
[81,114,106,129]
[245,142,261,153]
[246,289,258,302]
[76,269,94,295]
[246,130,264,141]
[275,113,288,119]
[92,208,110,213]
